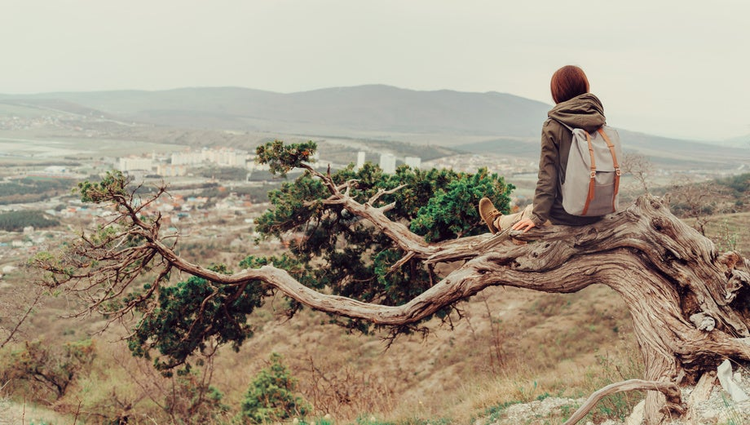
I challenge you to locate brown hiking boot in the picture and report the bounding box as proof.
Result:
[478,197,503,234]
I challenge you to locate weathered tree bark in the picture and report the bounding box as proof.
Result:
[36,171,750,424]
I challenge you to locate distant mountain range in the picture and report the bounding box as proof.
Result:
[2,85,750,169]
[1,85,550,138]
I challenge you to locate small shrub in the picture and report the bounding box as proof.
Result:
[1,339,95,402]
[240,352,311,423]
[163,371,229,424]
[299,358,396,420]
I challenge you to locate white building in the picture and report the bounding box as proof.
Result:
[204,148,247,167]
[118,156,153,172]
[172,148,247,168]
[172,151,203,166]
[356,151,366,169]
[379,153,396,174]
[158,164,188,177]
[404,156,421,169]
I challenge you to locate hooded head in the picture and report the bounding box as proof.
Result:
[550,65,589,104]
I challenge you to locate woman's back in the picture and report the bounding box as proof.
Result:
[535,92,607,226]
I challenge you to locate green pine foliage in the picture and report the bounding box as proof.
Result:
[253,142,513,312]
[127,266,269,373]
[76,170,128,203]
[255,140,318,177]
[410,168,511,242]
[240,352,311,423]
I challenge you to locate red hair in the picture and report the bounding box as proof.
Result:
[550,65,590,104]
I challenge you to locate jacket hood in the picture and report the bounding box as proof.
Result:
[548,93,606,133]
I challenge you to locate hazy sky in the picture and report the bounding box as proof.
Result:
[1,1,748,140]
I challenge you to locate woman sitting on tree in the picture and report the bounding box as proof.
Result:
[479,65,610,233]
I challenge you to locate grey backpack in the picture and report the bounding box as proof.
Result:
[554,120,622,217]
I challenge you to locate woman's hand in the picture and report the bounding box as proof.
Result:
[512,218,537,233]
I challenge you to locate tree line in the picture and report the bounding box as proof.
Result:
[0,177,76,205]
[0,210,59,232]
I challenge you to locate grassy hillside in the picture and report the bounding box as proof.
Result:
[0,282,639,424]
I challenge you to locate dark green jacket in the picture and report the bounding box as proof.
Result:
[530,93,607,226]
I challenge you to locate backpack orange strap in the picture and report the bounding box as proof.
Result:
[582,131,596,216]
[597,128,621,212]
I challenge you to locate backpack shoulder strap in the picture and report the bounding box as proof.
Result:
[549,118,575,133]
[597,128,622,213]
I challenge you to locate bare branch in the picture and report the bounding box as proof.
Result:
[563,379,682,425]
[389,251,415,272]
[0,285,45,349]
[368,184,407,205]
[621,152,653,195]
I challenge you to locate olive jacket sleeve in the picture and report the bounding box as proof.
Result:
[530,120,563,226]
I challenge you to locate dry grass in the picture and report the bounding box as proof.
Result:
[0,400,72,425]
[424,286,641,424]
[701,211,750,253]
[1,277,643,424]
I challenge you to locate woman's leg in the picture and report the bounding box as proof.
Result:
[479,199,538,234]
[497,205,534,231]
